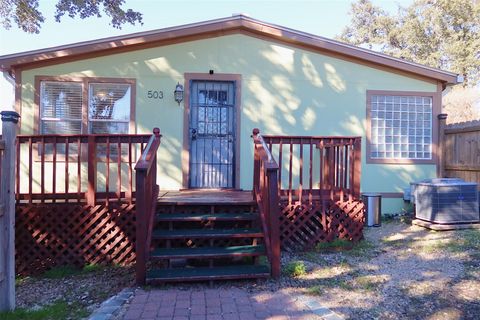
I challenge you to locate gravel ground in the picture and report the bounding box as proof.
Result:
[16,218,480,320]
[15,265,135,317]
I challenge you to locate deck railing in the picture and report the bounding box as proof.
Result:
[135,128,162,285]
[252,129,280,278]
[16,132,153,204]
[253,129,364,252]
[261,135,361,204]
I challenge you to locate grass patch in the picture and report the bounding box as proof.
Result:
[315,239,353,251]
[39,263,104,279]
[41,266,81,279]
[0,301,88,320]
[82,263,103,273]
[284,261,307,277]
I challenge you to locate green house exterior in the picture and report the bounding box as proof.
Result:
[0,15,458,214]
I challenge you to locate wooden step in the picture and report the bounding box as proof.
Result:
[146,265,270,282]
[152,228,264,239]
[156,212,257,222]
[150,245,265,259]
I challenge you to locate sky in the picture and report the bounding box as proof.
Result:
[0,0,414,55]
[0,0,413,108]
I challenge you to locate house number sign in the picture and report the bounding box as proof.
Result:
[147,90,164,99]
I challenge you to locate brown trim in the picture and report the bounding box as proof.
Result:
[182,73,242,189]
[1,15,458,84]
[33,75,136,135]
[366,89,440,165]
[14,68,22,130]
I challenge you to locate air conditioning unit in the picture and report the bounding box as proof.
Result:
[412,178,479,224]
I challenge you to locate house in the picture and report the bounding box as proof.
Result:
[0,15,459,282]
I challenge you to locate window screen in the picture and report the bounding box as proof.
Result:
[370,95,432,160]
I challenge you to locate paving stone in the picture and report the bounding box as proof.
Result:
[113,287,344,320]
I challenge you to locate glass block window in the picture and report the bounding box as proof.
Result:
[370,94,432,160]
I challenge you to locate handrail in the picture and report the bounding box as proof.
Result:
[252,128,280,279]
[135,128,161,285]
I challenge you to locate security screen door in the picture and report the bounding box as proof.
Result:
[188,80,236,188]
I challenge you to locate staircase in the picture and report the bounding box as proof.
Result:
[144,192,271,284]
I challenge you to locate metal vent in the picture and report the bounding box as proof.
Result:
[411,178,479,224]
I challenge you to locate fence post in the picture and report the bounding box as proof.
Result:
[0,111,20,311]
[437,114,448,178]
[87,135,97,206]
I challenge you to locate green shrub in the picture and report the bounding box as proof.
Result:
[284,260,307,277]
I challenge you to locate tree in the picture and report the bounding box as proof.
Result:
[0,0,143,34]
[338,0,480,86]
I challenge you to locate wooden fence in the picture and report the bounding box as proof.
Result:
[440,116,480,187]
[0,111,20,311]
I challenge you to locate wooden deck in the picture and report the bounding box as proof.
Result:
[157,190,254,205]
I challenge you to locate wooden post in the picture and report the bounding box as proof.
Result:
[353,138,362,199]
[86,135,97,206]
[135,169,147,285]
[437,114,448,178]
[0,111,20,311]
[266,165,281,279]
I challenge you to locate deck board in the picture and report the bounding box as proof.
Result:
[157,190,254,205]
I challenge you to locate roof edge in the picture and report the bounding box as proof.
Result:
[0,14,459,84]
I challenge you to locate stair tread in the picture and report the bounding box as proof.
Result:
[156,212,257,221]
[151,245,265,259]
[147,265,270,281]
[153,228,264,239]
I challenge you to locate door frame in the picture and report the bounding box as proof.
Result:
[182,73,242,189]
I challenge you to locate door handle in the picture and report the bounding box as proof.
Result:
[191,128,197,140]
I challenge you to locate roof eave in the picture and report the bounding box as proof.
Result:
[0,15,459,85]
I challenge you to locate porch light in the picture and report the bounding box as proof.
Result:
[174,83,184,105]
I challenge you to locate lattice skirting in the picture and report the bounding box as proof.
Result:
[279,199,365,251]
[16,202,136,275]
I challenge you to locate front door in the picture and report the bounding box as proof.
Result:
[188,80,236,188]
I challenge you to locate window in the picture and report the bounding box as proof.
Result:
[40,81,83,134]
[37,77,135,135]
[88,83,131,134]
[367,91,437,164]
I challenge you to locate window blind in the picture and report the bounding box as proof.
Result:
[40,81,83,134]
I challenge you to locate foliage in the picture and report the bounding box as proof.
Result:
[0,301,88,320]
[338,0,480,86]
[443,86,480,124]
[284,260,307,277]
[0,0,142,34]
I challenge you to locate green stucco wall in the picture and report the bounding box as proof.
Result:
[20,34,438,213]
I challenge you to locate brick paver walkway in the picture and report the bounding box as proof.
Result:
[120,287,341,320]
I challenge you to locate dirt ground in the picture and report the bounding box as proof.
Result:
[14,218,480,320]
[263,219,480,320]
